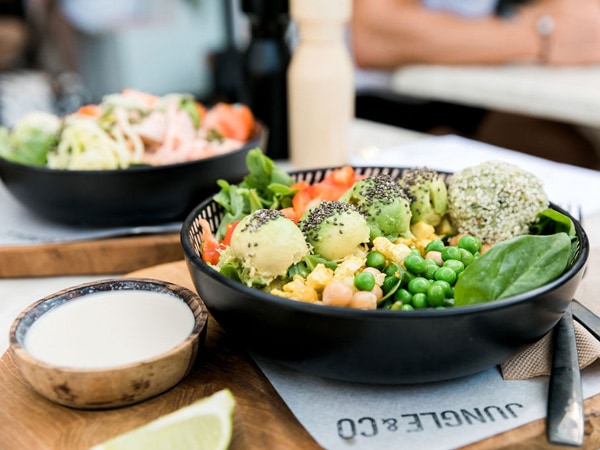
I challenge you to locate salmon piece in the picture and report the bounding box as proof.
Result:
[202,103,255,141]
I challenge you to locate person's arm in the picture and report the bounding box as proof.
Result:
[351,0,600,68]
[0,17,29,70]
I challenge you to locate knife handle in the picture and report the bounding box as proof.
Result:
[546,305,585,447]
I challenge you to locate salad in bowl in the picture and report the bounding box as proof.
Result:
[0,89,256,170]
[0,90,264,226]
[193,149,580,311]
[181,150,588,383]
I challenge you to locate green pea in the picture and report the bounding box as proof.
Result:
[404,254,426,274]
[444,297,455,307]
[458,235,482,254]
[441,246,461,261]
[427,284,446,307]
[424,257,440,267]
[366,251,386,270]
[384,262,401,278]
[425,239,445,253]
[400,268,414,286]
[459,248,475,266]
[354,271,376,291]
[394,288,412,305]
[434,266,457,284]
[432,280,452,297]
[380,298,394,309]
[443,259,465,274]
[412,293,428,309]
[391,301,414,311]
[408,276,430,294]
[382,276,401,295]
[423,263,438,280]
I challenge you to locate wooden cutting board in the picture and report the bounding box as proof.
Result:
[0,233,183,278]
[1,260,600,449]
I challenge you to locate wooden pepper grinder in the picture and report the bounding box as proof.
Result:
[287,0,354,169]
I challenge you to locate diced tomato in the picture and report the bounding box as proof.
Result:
[331,165,356,186]
[221,221,239,247]
[75,104,102,118]
[202,103,255,141]
[198,218,225,265]
[289,166,361,220]
[279,207,299,223]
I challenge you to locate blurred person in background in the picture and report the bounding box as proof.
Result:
[351,0,600,169]
[0,0,86,126]
[0,0,29,70]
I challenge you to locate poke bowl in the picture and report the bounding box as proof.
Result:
[181,163,589,385]
[0,90,267,226]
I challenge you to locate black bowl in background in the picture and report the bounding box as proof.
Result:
[0,123,266,227]
[181,166,589,385]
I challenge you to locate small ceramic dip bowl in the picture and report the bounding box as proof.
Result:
[9,278,208,409]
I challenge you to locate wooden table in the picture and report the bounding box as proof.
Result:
[1,260,600,449]
[390,64,600,128]
[0,233,183,278]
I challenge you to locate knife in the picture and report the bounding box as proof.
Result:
[572,299,600,341]
[546,305,585,447]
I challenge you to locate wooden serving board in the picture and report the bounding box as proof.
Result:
[0,233,183,278]
[1,260,600,449]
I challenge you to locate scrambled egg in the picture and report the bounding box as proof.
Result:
[395,221,440,255]
[372,237,411,263]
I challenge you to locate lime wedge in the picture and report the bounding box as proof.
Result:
[90,389,235,450]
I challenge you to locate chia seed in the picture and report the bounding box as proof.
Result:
[298,201,358,243]
[239,209,285,234]
[347,174,409,221]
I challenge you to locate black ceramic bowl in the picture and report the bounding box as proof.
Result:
[181,166,589,385]
[0,123,266,226]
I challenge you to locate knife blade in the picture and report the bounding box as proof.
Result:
[572,299,600,341]
[546,305,584,447]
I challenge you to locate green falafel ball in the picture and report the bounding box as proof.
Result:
[229,209,309,283]
[298,201,370,260]
[447,161,549,244]
[400,167,448,226]
[339,174,412,241]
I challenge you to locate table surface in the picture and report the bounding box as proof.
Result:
[390,64,600,128]
[1,118,600,449]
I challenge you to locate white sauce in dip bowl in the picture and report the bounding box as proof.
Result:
[9,278,208,409]
[25,290,195,369]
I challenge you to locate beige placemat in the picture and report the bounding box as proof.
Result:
[501,321,600,380]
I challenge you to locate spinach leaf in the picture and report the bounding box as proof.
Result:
[530,208,575,237]
[530,208,580,266]
[454,233,572,306]
[212,148,297,239]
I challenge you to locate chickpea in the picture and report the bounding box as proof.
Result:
[480,243,492,254]
[448,234,466,247]
[371,284,383,301]
[322,281,353,307]
[349,291,377,310]
[424,250,443,266]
